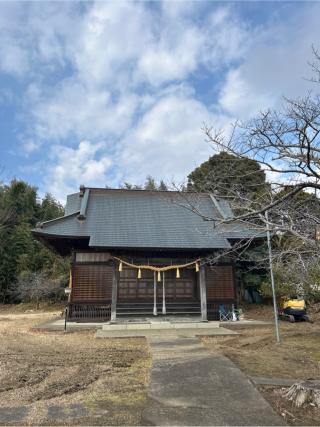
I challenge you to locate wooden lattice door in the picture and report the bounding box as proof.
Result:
[118,267,196,301]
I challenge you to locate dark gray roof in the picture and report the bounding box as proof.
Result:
[33,188,262,250]
[64,192,81,216]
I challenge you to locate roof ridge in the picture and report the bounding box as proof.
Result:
[75,186,214,196]
[35,211,79,229]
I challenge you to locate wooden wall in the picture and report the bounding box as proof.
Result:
[71,263,113,302]
[70,252,236,305]
[75,252,111,262]
[206,265,235,301]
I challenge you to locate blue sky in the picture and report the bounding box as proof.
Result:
[0,1,319,202]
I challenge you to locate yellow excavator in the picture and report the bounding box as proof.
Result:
[278,296,312,323]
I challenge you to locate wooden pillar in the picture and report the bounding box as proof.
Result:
[111,265,118,323]
[199,265,207,322]
[68,266,72,303]
[153,272,158,316]
[68,250,76,303]
[162,272,166,315]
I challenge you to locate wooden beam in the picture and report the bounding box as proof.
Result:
[199,265,207,322]
[111,266,118,323]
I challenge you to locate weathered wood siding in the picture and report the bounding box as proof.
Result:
[71,264,113,302]
[206,265,235,300]
[70,252,236,307]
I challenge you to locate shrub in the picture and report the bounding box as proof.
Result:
[10,271,65,307]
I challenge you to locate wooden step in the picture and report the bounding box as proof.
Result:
[116,300,201,317]
[117,304,200,308]
[117,308,200,310]
[117,312,201,317]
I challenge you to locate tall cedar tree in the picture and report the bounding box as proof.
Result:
[0,180,67,302]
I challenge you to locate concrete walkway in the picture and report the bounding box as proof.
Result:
[142,336,284,426]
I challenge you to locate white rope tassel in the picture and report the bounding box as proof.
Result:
[153,271,158,316]
[162,271,166,315]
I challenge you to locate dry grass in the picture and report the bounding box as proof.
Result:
[201,304,320,425]
[202,323,320,380]
[0,306,151,425]
[1,303,319,426]
[0,302,65,313]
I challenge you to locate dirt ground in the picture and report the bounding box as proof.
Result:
[202,304,320,426]
[1,303,319,426]
[0,305,151,426]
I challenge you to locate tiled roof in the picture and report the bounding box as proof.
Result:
[33,188,261,250]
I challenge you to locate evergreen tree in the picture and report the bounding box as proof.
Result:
[187,152,267,198]
[0,180,68,302]
[144,175,157,190]
[39,193,64,221]
[158,180,168,191]
[4,179,38,225]
[121,176,168,191]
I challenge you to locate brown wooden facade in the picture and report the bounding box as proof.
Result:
[68,251,236,321]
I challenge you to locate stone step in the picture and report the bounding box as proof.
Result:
[102,321,220,331]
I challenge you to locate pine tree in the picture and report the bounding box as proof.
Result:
[187,152,267,199]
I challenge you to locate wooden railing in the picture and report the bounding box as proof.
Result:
[67,302,111,322]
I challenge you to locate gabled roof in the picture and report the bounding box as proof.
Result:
[32,187,261,252]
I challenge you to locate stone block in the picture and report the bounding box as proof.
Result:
[127,323,151,330]
[150,322,173,329]
[102,324,126,331]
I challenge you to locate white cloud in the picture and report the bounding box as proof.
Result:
[219,68,274,118]
[0,2,78,78]
[202,7,252,68]
[136,6,251,87]
[47,141,112,201]
[0,40,29,77]
[117,91,229,185]
[70,2,153,89]
[136,27,204,86]
[24,78,140,149]
[20,2,252,156]
[2,1,320,200]
[218,3,320,118]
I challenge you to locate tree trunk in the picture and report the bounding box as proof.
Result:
[284,381,320,407]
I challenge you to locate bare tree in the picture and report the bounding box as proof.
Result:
[197,93,320,275]
[174,47,320,248]
[173,52,320,306]
[12,272,64,308]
